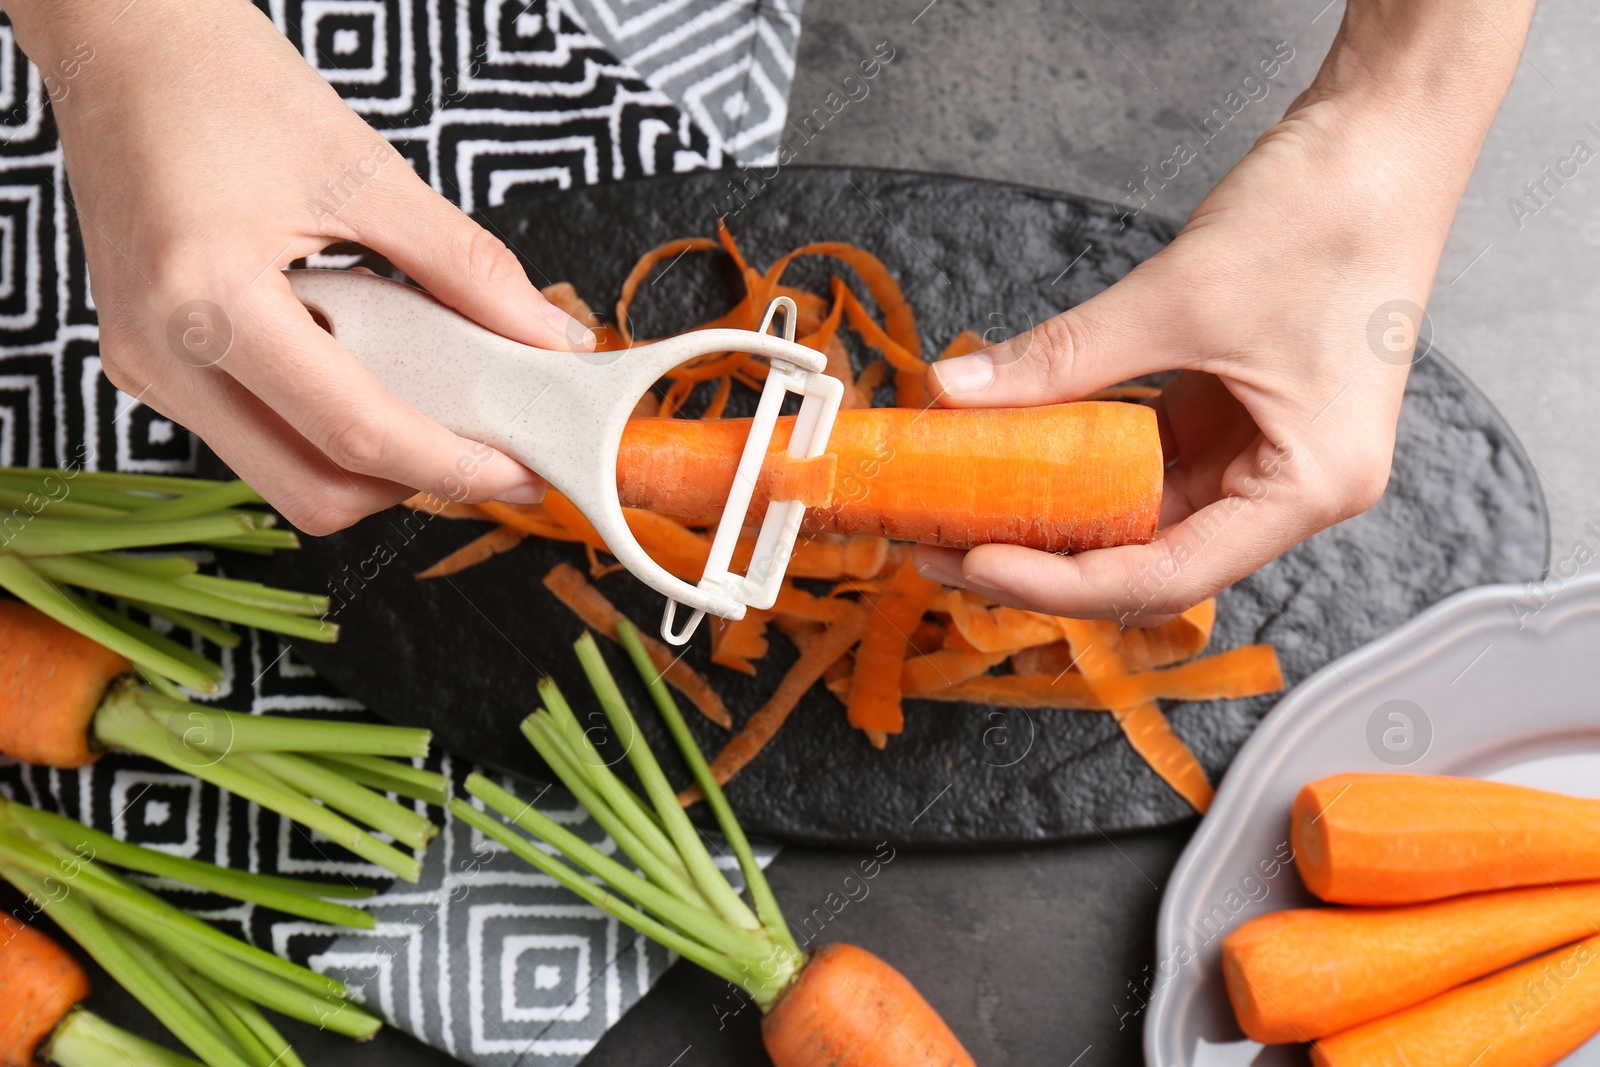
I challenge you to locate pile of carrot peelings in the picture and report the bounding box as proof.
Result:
[406,223,1284,813]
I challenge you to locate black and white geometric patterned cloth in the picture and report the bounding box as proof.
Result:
[0,1,798,1062]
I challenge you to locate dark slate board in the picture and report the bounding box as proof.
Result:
[209,166,1549,847]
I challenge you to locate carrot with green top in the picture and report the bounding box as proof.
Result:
[449,622,974,1067]
[0,799,381,1067]
[0,598,445,883]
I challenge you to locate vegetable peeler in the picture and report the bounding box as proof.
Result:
[286,269,844,645]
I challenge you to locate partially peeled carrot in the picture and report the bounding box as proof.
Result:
[616,402,1163,553]
[1294,773,1600,904]
[1224,882,1600,1043]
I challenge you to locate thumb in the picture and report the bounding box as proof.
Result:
[343,168,595,352]
[928,266,1189,407]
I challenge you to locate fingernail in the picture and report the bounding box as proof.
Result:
[962,577,1012,602]
[933,353,994,396]
[542,304,596,350]
[915,560,965,587]
[495,480,545,505]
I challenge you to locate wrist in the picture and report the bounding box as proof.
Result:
[1304,0,1533,154]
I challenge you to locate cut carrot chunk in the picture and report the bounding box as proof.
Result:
[847,558,941,734]
[541,564,731,729]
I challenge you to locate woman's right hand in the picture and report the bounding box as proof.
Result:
[12,0,593,533]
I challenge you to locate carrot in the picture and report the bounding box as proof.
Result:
[846,558,941,734]
[0,920,90,1067]
[761,942,975,1067]
[616,402,1163,552]
[1224,882,1600,1043]
[681,605,867,803]
[1293,773,1600,905]
[899,645,1008,695]
[455,625,975,1067]
[542,563,732,729]
[416,523,527,578]
[0,599,130,767]
[1311,932,1600,1067]
[1059,618,1214,812]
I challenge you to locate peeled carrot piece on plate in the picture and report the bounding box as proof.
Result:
[1311,933,1600,1067]
[1294,773,1600,904]
[1226,882,1600,1044]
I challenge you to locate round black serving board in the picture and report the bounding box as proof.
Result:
[209,167,1549,847]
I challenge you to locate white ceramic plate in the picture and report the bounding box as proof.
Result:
[1146,572,1600,1066]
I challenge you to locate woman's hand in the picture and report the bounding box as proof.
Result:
[11,0,593,534]
[913,0,1537,625]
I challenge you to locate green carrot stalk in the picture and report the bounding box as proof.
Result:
[44,1009,205,1067]
[616,618,795,951]
[128,918,373,1039]
[519,711,700,904]
[573,634,763,933]
[448,799,758,991]
[164,959,301,1067]
[123,482,266,523]
[1,469,231,495]
[466,774,771,961]
[0,785,383,1066]
[245,752,438,850]
[0,556,223,692]
[457,631,806,1011]
[25,554,336,642]
[532,683,681,868]
[0,467,322,693]
[172,573,329,616]
[1,866,256,1067]
[93,695,423,882]
[88,553,201,578]
[124,599,241,649]
[4,804,375,926]
[311,754,450,807]
[80,600,225,685]
[3,514,258,556]
[133,698,432,759]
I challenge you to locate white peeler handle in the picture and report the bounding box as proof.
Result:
[286,269,842,645]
